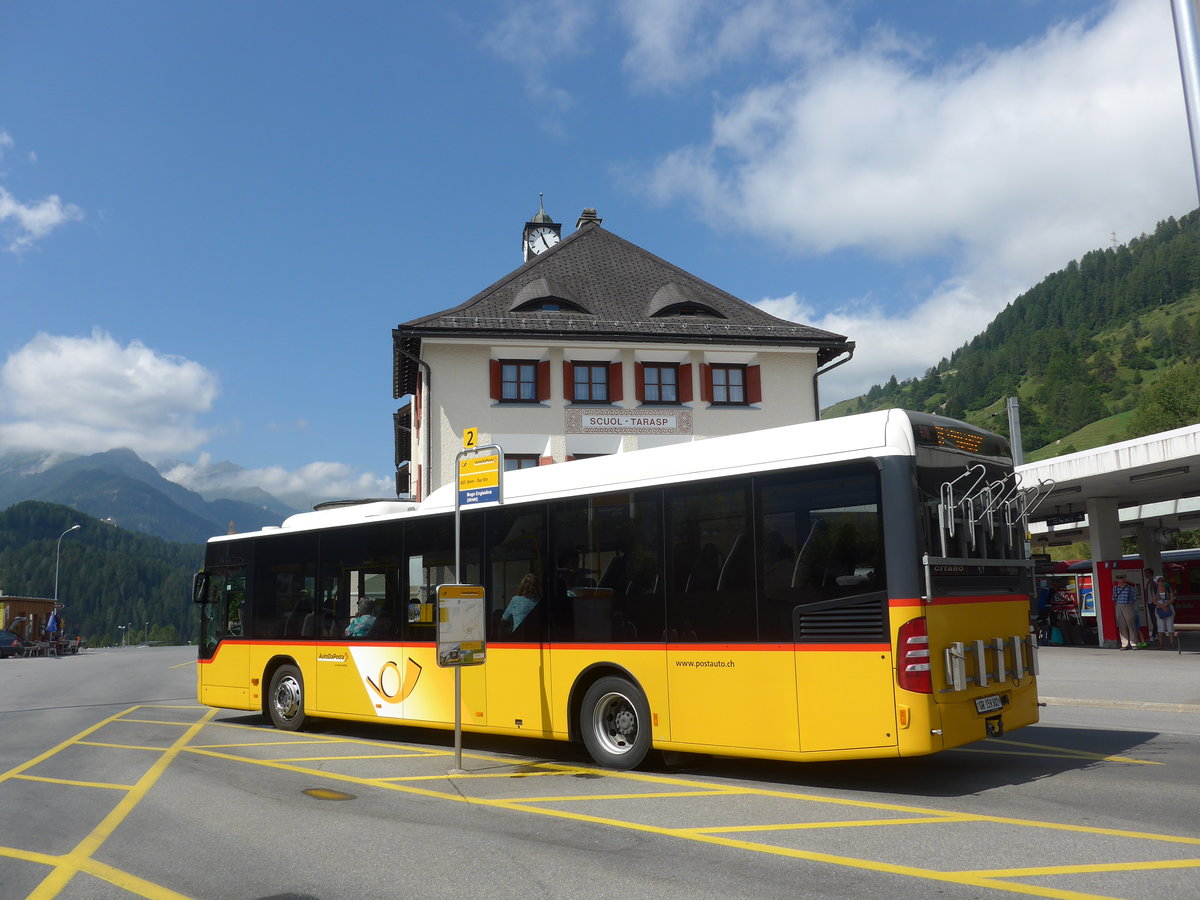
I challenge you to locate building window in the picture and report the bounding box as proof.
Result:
[701,363,761,406]
[637,362,692,404]
[490,359,550,402]
[504,454,540,472]
[563,361,622,403]
[573,364,608,402]
[501,361,537,402]
[643,364,677,403]
[711,365,745,404]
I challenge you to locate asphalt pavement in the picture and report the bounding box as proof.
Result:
[1036,638,1200,711]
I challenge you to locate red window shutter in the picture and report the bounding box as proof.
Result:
[562,361,575,401]
[699,363,712,402]
[608,362,623,402]
[677,364,693,402]
[635,362,645,402]
[746,365,762,403]
[489,359,501,401]
[537,360,550,401]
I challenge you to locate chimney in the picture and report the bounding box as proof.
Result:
[575,208,602,230]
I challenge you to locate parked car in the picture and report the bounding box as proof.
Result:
[0,629,24,658]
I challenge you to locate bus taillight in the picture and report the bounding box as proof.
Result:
[897,617,932,694]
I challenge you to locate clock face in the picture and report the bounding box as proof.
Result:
[526,226,560,254]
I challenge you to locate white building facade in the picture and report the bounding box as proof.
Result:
[392,207,854,500]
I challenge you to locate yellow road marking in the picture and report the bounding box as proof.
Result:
[77,740,170,751]
[4,708,1194,900]
[12,774,134,790]
[26,707,216,900]
[685,816,972,833]
[188,737,1198,899]
[981,738,1161,765]
[376,770,570,782]
[514,790,734,802]
[960,859,1200,877]
[275,752,444,762]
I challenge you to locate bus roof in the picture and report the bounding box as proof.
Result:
[212,409,961,542]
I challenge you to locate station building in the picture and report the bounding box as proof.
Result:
[391,203,854,500]
[0,593,58,641]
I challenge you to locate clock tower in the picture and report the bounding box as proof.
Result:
[522,194,561,261]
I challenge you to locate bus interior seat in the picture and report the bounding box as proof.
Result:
[368,614,393,640]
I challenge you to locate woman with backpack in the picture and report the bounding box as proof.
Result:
[1150,575,1177,649]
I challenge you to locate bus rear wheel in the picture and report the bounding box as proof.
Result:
[580,676,652,770]
[267,664,306,731]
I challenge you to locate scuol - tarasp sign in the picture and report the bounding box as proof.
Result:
[566,408,693,435]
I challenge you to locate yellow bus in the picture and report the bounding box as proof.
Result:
[193,409,1042,769]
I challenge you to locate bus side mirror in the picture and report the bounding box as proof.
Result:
[193,572,209,604]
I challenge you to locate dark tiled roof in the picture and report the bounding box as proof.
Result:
[393,222,851,396]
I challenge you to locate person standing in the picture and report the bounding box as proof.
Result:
[1142,567,1158,643]
[1150,575,1177,650]
[1112,572,1140,650]
[45,609,61,653]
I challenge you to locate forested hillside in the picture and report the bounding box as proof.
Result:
[829,210,1200,454]
[0,501,202,647]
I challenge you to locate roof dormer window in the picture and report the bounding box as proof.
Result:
[647,282,726,320]
[510,277,590,315]
[513,297,587,314]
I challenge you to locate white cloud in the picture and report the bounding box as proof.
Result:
[758,272,1027,405]
[617,0,844,90]
[0,331,392,508]
[484,0,597,112]
[650,0,1194,401]
[0,132,83,251]
[0,185,84,252]
[161,455,393,511]
[0,330,218,457]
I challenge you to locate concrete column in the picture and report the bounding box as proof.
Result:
[1134,526,1163,577]
[1087,497,1122,647]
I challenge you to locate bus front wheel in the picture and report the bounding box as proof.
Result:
[268,664,306,731]
[580,676,652,770]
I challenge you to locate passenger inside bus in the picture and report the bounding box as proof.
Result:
[345,598,377,638]
[502,572,542,635]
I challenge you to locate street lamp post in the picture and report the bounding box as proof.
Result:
[117,624,127,647]
[54,524,81,603]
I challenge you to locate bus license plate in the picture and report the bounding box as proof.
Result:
[975,694,1003,714]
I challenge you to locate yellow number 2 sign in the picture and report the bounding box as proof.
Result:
[462,427,478,450]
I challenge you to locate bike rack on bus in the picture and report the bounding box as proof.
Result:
[943,633,1041,693]
[926,468,1057,692]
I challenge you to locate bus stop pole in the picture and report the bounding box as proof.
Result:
[452,471,465,773]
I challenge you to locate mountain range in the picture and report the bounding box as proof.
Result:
[0,448,297,544]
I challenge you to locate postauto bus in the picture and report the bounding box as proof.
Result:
[193,409,1042,769]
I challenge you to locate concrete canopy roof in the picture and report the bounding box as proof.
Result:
[1019,422,1200,539]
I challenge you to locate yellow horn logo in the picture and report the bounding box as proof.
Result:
[365,657,423,704]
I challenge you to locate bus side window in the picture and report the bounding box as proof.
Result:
[666,481,754,643]
[487,506,546,642]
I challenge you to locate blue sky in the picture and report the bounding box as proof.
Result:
[1,0,1194,509]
